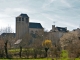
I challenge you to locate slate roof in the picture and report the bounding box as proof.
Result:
[19,13,29,18]
[29,22,43,29]
[56,27,67,32]
[1,33,16,38]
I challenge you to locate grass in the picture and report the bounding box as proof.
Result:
[8,48,35,52]
[0,58,52,60]
[5,49,80,60]
[0,58,80,60]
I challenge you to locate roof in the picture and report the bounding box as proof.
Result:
[29,22,43,29]
[56,27,67,32]
[14,39,22,45]
[19,13,29,18]
[1,33,16,38]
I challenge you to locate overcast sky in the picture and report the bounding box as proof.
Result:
[0,0,80,32]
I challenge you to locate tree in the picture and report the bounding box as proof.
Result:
[60,32,80,58]
[0,26,13,58]
[4,40,8,58]
[0,26,12,35]
[42,40,52,57]
[19,46,22,58]
[60,32,79,50]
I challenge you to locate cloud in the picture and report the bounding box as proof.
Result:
[3,8,36,15]
[61,0,72,8]
[42,13,79,29]
[42,0,55,9]
[0,0,80,32]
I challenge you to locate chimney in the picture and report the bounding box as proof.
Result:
[52,25,55,31]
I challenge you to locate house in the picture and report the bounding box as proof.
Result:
[48,25,68,45]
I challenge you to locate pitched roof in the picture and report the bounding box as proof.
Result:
[19,13,29,18]
[56,27,67,32]
[14,39,22,45]
[29,22,43,29]
[1,33,16,38]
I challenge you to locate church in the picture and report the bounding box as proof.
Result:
[16,13,44,39]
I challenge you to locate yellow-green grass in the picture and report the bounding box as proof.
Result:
[0,58,80,60]
[0,58,52,60]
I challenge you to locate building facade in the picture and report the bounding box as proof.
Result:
[16,14,29,39]
[16,14,43,39]
[48,25,68,45]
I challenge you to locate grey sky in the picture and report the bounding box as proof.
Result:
[0,0,80,32]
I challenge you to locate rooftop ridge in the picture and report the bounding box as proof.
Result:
[17,13,29,18]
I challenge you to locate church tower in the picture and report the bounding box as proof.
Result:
[16,14,29,39]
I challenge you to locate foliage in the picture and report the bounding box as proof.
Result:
[60,32,80,58]
[42,40,52,48]
[60,32,79,49]
[42,40,52,57]
[60,50,69,60]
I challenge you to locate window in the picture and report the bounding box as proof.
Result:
[22,18,24,21]
[16,17,18,20]
[19,17,21,21]
[26,18,28,23]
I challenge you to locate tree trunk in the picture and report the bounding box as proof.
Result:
[45,48,49,57]
[19,46,22,58]
[4,40,8,58]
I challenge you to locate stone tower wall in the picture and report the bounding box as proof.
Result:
[16,16,29,39]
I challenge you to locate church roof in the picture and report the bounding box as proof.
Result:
[56,27,67,32]
[29,22,43,29]
[19,13,29,18]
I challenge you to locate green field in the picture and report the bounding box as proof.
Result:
[2,50,80,60]
[0,58,51,60]
[0,58,80,60]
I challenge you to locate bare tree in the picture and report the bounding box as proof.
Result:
[0,26,12,35]
[0,26,14,58]
[60,32,80,58]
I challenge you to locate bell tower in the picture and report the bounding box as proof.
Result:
[16,14,29,39]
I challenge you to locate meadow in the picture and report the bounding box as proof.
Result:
[0,58,80,60]
[1,49,80,60]
[0,58,51,60]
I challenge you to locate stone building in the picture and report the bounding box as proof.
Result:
[16,13,43,39]
[16,14,29,39]
[72,28,80,38]
[48,25,68,45]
